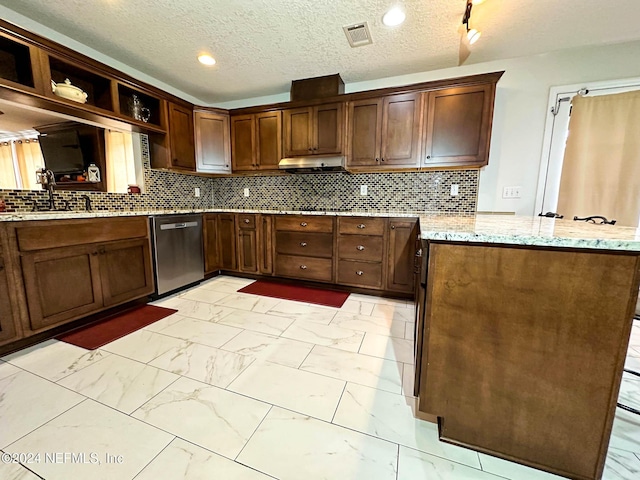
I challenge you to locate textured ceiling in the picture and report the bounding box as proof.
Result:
[4,0,640,104]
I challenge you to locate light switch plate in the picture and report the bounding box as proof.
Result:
[502,186,522,199]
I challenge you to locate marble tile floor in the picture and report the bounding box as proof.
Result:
[0,274,638,480]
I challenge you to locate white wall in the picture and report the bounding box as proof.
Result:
[216,41,640,215]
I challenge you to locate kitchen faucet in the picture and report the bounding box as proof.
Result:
[35,168,70,211]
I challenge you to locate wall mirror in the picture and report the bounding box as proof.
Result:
[0,98,145,193]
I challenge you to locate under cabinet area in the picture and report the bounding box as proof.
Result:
[7,216,154,334]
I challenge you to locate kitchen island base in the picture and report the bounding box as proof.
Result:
[418,241,640,480]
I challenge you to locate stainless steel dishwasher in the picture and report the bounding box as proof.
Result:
[150,214,204,296]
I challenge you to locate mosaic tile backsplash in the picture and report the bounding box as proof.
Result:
[213,170,478,214]
[1,135,478,214]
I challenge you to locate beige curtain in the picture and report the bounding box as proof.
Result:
[557,91,640,227]
[0,142,18,189]
[105,130,136,193]
[15,138,45,190]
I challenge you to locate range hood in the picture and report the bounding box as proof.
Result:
[278,156,346,173]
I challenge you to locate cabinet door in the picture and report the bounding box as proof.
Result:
[256,111,282,170]
[195,111,231,173]
[0,255,18,343]
[100,238,154,307]
[231,114,256,171]
[380,93,422,167]
[347,98,383,167]
[168,103,196,170]
[203,214,221,274]
[21,244,103,331]
[283,107,313,157]
[258,215,273,275]
[423,84,493,167]
[314,103,343,155]
[217,214,237,271]
[386,218,417,293]
[238,228,258,274]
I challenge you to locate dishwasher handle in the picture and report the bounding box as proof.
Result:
[160,221,199,230]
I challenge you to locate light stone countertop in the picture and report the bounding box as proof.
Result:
[1,209,639,251]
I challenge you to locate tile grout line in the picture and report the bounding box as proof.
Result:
[128,435,175,480]
[330,382,348,424]
[395,443,400,480]
[232,404,273,463]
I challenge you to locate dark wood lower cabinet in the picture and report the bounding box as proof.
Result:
[100,238,154,307]
[203,214,221,273]
[386,218,418,293]
[238,227,258,273]
[0,252,18,344]
[258,215,273,275]
[419,242,640,480]
[218,213,238,271]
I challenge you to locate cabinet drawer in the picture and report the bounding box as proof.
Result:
[275,254,333,282]
[337,260,383,289]
[237,214,256,229]
[275,216,333,233]
[338,217,385,236]
[338,235,384,262]
[276,232,333,258]
[16,216,149,252]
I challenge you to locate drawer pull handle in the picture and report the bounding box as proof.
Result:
[356,270,364,276]
[244,218,250,224]
[300,265,307,270]
[357,224,366,229]
[300,222,308,227]
[356,245,365,251]
[300,242,307,247]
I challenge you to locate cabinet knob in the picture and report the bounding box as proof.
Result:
[381,158,385,162]
[300,265,307,270]
[426,155,431,159]
[375,158,379,163]
[300,242,307,247]
[356,245,365,251]
[244,218,250,224]
[357,224,366,229]
[91,251,99,256]
[356,270,364,276]
[226,164,229,167]
[308,148,313,152]
[300,222,308,227]
[390,225,396,230]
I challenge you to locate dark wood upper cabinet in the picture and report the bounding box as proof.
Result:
[381,93,422,166]
[283,103,343,157]
[231,111,282,172]
[195,110,231,174]
[423,84,494,167]
[348,93,421,168]
[168,103,196,170]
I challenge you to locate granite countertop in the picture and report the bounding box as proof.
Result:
[1,209,639,251]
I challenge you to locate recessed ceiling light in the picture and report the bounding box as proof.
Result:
[382,7,406,27]
[198,54,216,66]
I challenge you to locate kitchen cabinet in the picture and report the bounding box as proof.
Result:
[231,112,282,171]
[203,214,222,273]
[258,215,273,275]
[195,110,231,174]
[14,216,153,332]
[237,214,258,273]
[0,244,19,345]
[274,215,334,283]
[347,93,422,168]
[337,217,386,289]
[422,84,494,167]
[217,213,238,271]
[167,102,196,170]
[386,218,418,293]
[283,103,343,157]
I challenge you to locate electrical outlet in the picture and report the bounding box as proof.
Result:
[194,187,201,197]
[502,186,522,199]
[243,188,250,197]
[450,184,459,196]
[360,185,368,196]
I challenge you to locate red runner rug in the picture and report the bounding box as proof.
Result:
[57,305,178,350]
[238,280,349,308]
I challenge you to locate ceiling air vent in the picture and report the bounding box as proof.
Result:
[343,22,373,48]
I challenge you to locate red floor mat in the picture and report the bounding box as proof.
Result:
[238,280,349,308]
[57,305,177,350]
